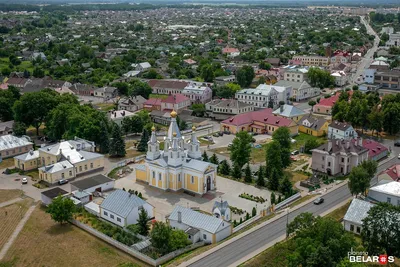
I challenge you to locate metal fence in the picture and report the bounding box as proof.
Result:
[274,192,301,211]
[233,214,261,233]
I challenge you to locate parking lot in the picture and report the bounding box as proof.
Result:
[115,168,272,221]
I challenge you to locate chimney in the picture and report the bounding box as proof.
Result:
[178,211,182,223]
[328,140,332,151]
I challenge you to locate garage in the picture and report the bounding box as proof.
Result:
[70,174,115,193]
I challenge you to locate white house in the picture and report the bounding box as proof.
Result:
[343,198,374,235]
[135,62,151,71]
[331,71,348,87]
[212,200,231,221]
[235,84,291,109]
[70,174,115,193]
[328,121,358,140]
[363,69,376,84]
[108,110,137,126]
[368,181,400,206]
[100,189,154,227]
[168,205,232,244]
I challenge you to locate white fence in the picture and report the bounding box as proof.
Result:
[274,192,302,211]
[233,214,261,233]
[70,219,204,266]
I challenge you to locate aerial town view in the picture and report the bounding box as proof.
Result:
[1,0,400,266]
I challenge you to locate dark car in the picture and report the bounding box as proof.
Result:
[213,133,220,137]
[58,179,69,185]
[313,197,324,205]
[394,140,400,147]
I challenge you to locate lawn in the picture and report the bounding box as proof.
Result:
[149,94,168,99]
[285,170,309,186]
[326,200,351,221]
[0,58,34,74]
[95,103,115,111]
[210,145,267,164]
[0,189,23,204]
[0,158,16,169]
[287,195,314,209]
[1,206,146,267]
[291,133,326,152]
[0,198,33,250]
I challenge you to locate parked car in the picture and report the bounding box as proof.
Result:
[398,153,400,159]
[228,142,233,148]
[395,140,400,147]
[21,178,28,184]
[253,144,262,149]
[213,133,220,137]
[219,131,224,136]
[223,130,231,135]
[313,197,324,205]
[291,150,299,155]
[58,179,68,185]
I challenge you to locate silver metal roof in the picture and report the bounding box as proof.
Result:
[100,189,148,218]
[14,150,39,161]
[38,160,74,174]
[344,198,375,225]
[169,205,228,234]
[0,135,32,150]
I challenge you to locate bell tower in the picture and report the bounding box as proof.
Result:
[146,125,160,160]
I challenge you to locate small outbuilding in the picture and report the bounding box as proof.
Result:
[41,187,69,206]
[70,174,114,193]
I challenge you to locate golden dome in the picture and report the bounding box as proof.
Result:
[170,110,177,118]
[151,125,155,131]
[192,125,196,131]
[173,132,177,137]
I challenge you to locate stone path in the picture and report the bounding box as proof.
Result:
[0,197,23,208]
[0,203,36,260]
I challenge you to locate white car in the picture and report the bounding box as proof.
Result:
[398,153,400,159]
[21,178,28,184]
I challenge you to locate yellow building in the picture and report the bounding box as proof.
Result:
[14,150,40,171]
[135,111,217,196]
[297,114,329,137]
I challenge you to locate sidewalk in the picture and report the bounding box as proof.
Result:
[0,197,23,208]
[0,203,37,260]
[179,181,349,267]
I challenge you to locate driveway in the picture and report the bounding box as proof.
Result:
[115,169,271,221]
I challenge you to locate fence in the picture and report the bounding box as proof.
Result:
[233,214,261,233]
[70,219,205,266]
[274,192,301,211]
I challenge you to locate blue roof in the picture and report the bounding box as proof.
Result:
[100,189,147,218]
[272,104,307,118]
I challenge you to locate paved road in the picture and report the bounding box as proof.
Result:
[351,16,380,85]
[188,183,352,267]
[188,155,397,267]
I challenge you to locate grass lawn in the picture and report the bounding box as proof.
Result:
[326,200,351,221]
[210,145,266,164]
[23,170,39,182]
[287,195,314,209]
[0,189,23,204]
[292,133,326,151]
[0,198,33,250]
[0,158,15,169]
[285,170,309,186]
[149,94,168,99]
[1,206,146,267]
[95,103,115,111]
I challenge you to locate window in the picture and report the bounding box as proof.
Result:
[79,166,82,172]
[203,234,207,240]
[178,174,181,182]
[356,226,361,234]
[387,197,391,203]
[341,158,344,163]
[69,171,72,176]
[328,162,331,167]
[104,211,108,216]
[84,165,87,170]
[350,224,354,231]
[61,173,65,179]
[191,176,194,184]
[322,156,325,160]
[90,163,93,169]
[159,173,162,181]
[188,235,192,239]
[117,217,121,222]
[110,214,114,219]
[152,171,155,179]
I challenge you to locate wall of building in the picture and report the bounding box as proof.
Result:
[14,157,39,171]
[74,157,104,176]
[0,144,33,159]
[100,208,126,227]
[39,166,75,184]
[136,169,147,182]
[344,220,362,235]
[368,190,400,206]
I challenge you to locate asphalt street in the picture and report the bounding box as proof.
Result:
[188,183,352,267]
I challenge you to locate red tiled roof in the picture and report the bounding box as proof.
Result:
[361,139,388,159]
[161,94,189,104]
[7,77,27,85]
[383,164,400,181]
[144,98,162,106]
[221,108,293,127]
[222,47,239,54]
[147,80,188,90]
[314,93,339,108]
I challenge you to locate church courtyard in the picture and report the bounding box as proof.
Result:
[115,170,271,221]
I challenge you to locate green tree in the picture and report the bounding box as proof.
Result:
[200,64,215,82]
[218,160,231,175]
[236,65,255,87]
[268,168,280,191]
[137,128,149,152]
[209,153,219,165]
[270,192,276,204]
[272,127,291,168]
[12,121,26,136]
[256,165,265,187]
[252,207,257,217]
[308,100,316,113]
[383,102,400,135]
[304,139,320,153]
[169,229,191,251]
[231,162,242,179]
[130,79,152,99]
[137,208,149,236]
[230,131,252,169]
[360,160,378,179]
[46,195,75,224]
[307,67,335,89]
[362,203,400,257]
[202,151,209,162]
[259,61,272,70]
[214,83,241,98]
[279,175,293,196]
[109,124,126,157]
[332,100,350,122]
[265,141,283,178]
[190,104,206,117]
[287,212,316,236]
[368,107,384,136]
[348,165,370,196]
[176,116,187,131]
[32,67,45,78]
[150,222,171,255]
[244,164,252,183]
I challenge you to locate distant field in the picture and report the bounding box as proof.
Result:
[0,57,34,74]
[0,198,33,250]
[0,189,22,204]
[2,206,146,267]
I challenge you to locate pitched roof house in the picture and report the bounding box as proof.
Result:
[161,94,190,113]
[344,198,374,235]
[118,95,147,112]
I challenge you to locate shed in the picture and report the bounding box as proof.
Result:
[70,174,114,193]
[343,198,374,235]
[41,187,69,206]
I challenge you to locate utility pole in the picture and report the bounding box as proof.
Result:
[286,205,290,239]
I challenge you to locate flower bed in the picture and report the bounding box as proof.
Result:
[230,206,245,215]
[239,193,266,203]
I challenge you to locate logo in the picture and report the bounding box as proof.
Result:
[348,248,394,265]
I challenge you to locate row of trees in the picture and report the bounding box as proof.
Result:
[307,67,335,89]
[332,90,400,135]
